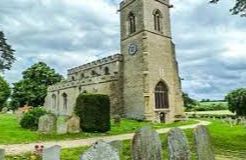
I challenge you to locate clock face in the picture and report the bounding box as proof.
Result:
[128,43,138,55]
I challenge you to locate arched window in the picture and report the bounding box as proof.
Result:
[51,94,56,109]
[128,12,136,34]
[62,93,68,111]
[153,10,162,32]
[104,67,110,75]
[80,73,85,79]
[155,81,169,109]
[71,76,75,81]
[91,70,96,76]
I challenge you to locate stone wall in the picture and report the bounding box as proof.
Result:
[44,55,124,116]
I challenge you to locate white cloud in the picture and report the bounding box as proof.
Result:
[1,0,245,100]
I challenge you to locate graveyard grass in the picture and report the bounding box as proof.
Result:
[60,120,246,160]
[6,120,246,160]
[0,113,196,144]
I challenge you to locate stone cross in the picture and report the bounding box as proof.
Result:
[132,126,162,160]
[168,128,190,160]
[194,125,215,160]
[80,140,120,160]
[0,149,5,160]
[42,145,61,160]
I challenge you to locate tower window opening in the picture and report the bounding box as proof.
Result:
[128,12,136,34]
[153,10,162,32]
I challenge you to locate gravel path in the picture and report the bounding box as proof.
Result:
[0,120,210,155]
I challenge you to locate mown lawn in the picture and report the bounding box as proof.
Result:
[6,120,246,160]
[0,114,196,144]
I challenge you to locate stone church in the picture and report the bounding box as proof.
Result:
[44,0,184,123]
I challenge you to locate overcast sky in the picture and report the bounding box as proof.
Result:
[0,0,245,100]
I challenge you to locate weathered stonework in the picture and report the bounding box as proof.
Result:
[44,0,184,122]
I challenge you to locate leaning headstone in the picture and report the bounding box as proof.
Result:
[194,125,215,160]
[132,126,162,160]
[80,140,120,160]
[168,128,190,160]
[109,140,123,155]
[56,116,69,134]
[0,149,5,160]
[67,115,81,133]
[38,114,56,134]
[42,145,61,160]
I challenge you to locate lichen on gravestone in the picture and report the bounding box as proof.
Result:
[109,140,123,156]
[168,128,190,160]
[42,145,61,160]
[56,116,69,134]
[132,126,162,160]
[194,125,215,160]
[80,140,120,160]
[67,114,81,133]
[38,114,56,134]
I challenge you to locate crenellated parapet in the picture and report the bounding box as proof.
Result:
[48,74,119,92]
[120,0,170,9]
[67,54,123,75]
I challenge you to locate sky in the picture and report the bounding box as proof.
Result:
[0,0,245,100]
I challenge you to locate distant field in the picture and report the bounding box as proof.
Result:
[186,110,234,115]
[191,101,228,111]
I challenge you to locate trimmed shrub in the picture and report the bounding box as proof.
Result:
[74,94,110,132]
[20,107,47,130]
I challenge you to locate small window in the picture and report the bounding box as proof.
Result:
[51,94,56,109]
[128,12,136,34]
[153,10,162,32]
[104,67,110,75]
[91,70,96,76]
[62,93,68,111]
[80,73,85,79]
[71,76,75,81]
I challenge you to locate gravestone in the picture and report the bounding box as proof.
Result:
[0,149,5,160]
[56,116,69,134]
[194,125,215,160]
[168,128,190,160]
[42,145,61,160]
[38,114,56,134]
[80,140,120,160]
[67,115,81,133]
[15,110,24,122]
[132,126,162,160]
[1,107,8,113]
[109,140,123,155]
[113,115,121,125]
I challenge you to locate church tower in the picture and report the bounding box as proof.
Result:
[120,0,184,122]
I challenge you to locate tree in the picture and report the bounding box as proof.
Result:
[182,92,197,111]
[0,31,15,72]
[210,0,246,17]
[0,76,10,110]
[11,62,63,109]
[225,88,246,117]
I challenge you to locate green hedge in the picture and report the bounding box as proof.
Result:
[20,107,47,130]
[74,94,110,132]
